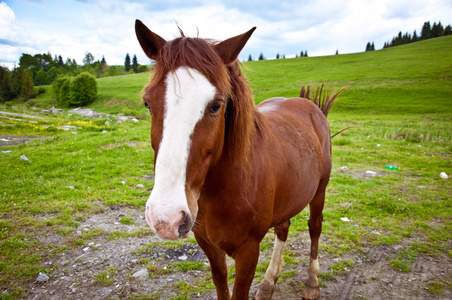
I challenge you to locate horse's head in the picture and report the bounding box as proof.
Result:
[135,20,255,240]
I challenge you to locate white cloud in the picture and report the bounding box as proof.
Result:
[1,0,452,70]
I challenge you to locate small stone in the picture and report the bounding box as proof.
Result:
[132,269,148,280]
[83,247,90,252]
[136,184,145,188]
[88,242,95,247]
[67,186,75,190]
[178,254,188,261]
[36,273,49,283]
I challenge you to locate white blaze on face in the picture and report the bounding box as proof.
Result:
[145,67,216,235]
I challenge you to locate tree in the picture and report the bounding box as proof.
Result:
[59,78,71,106]
[58,55,64,66]
[335,49,339,55]
[125,53,131,72]
[421,21,431,40]
[412,30,418,42]
[258,53,264,60]
[304,50,308,57]
[132,54,138,73]
[247,54,252,62]
[0,67,12,102]
[100,56,107,67]
[69,72,97,106]
[83,52,94,65]
[276,53,280,59]
[431,21,444,38]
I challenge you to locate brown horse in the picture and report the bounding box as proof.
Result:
[135,19,343,300]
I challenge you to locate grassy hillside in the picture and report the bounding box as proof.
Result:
[244,35,452,115]
[0,36,451,298]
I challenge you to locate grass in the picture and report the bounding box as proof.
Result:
[1,36,451,298]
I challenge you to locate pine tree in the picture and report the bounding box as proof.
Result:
[304,50,308,57]
[421,21,431,40]
[125,53,131,72]
[276,53,280,59]
[412,30,418,42]
[258,53,264,60]
[248,54,252,61]
[101,56,107,67]
[132,55,138,73]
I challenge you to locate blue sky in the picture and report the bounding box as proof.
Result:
[1,0,451,69]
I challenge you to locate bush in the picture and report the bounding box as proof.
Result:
[69,72,97,106]
[59,78,71,106]
[137,65,148,73]
[52,76,71,102]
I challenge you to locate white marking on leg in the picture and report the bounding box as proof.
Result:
[264,237,285,283]
[307,257,320,287]
[146,67,216,233]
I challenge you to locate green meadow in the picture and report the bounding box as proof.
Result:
[0,36,451,298]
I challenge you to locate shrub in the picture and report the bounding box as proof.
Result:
[69,72,97,106]
[52,76,71,102]
[137,65,148,73]
[59,78,71,106]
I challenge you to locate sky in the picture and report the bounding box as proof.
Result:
[1,0,451,70]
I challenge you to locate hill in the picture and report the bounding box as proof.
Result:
[243,35,452,115]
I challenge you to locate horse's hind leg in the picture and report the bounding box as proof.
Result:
[302,188,326,300]
[255,221,290,300]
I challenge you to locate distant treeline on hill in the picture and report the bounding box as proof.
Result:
[382,21,451,49]
[0,52,149,103]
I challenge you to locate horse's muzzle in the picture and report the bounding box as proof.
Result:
[146,205,192,240]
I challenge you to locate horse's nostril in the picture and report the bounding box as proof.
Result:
[178,211,192,238]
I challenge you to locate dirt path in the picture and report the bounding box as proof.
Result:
[17,205,450,299]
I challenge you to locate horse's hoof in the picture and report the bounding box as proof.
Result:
[254,280,274,300]
[302,283,320,300]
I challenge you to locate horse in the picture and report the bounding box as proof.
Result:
[135,19,344,300]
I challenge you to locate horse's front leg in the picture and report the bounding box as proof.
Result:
[231,239,261,300]
[195,233,231,300]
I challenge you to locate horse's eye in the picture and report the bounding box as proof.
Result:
[144,101,152,115]
[209,101,222,114]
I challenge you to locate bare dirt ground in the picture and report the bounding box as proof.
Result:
[19,205,451,300]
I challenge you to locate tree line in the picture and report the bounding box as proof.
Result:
[247,50,308,61]
[366,20,451,51]
[0,52,149,103]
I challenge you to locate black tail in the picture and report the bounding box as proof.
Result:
[299,83,348,118]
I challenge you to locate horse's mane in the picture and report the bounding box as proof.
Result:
[149,34,256,171]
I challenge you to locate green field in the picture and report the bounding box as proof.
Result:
[0,36,451,298]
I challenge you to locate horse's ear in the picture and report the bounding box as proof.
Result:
[135,19,166,60]
[214,27,256,65]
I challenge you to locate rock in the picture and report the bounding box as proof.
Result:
[132,269,149,280]
[115,115,139,123]
[67,107,104,118]
[36,273,49,283]
[178,254,188,261]
[59,125,79,131]
[136,184,145,188]
[67,186,75,190]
